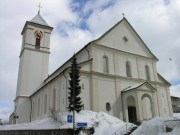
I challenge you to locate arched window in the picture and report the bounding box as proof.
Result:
[52,89,56,111]
[106,102,111,111]
[32,102,34,119]
[126,61,131,77]
[38,98,40,117]
[44,94,47,114]
[145,65,150,81]
[34,30,43,49]
[103,55,109,73]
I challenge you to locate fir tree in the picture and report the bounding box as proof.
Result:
[68,54,83,112]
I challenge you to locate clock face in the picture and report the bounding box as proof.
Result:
[34,30,43,39]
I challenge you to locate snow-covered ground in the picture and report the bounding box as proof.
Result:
[132,113,180,135]
[0,111,180,135]
[0,110,136,135]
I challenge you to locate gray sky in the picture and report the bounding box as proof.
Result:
[0,0,180,121]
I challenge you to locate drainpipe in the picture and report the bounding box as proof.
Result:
[121,92,125,121]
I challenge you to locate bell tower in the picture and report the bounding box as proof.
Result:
[14,12,53,123]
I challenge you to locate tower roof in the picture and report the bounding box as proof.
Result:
[21,13,53,35]
[30,13,49,26]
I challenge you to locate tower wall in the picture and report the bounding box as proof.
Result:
[14,15,53,124]
[16,23,53,97]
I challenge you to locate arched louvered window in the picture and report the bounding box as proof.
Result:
[126,61,132,77]
[44,94,47,114]
[103,55,109,73]
[34,30,43,49]
[145,65,151,81]
[52,89,56,111]
[32,102,34,118]
[35,38,40,49]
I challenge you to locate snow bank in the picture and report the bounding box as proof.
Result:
[132,115,180,135]
[173,113,180,119]
[51,110,135,135]
[0,118,58,130]
[131,117,166,135]
[0,110,136,135]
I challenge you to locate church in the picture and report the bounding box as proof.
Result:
[10,11,173,124]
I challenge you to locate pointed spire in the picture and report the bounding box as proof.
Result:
[29,3,50,26]
[30,13,49,26]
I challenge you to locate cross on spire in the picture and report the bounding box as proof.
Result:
[122,13,125,18]
[37,3,42,15]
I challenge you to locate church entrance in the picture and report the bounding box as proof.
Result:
[127,96,137,123]
[128,106,137,123]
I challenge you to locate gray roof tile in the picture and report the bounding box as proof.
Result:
[30,13,49,26]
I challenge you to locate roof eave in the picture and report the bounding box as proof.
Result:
[158,73,171,86]
[21,21,53,35]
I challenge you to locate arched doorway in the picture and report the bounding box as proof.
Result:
[127,96,137,123]
[141,94,153,120]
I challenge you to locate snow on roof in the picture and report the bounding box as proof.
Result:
[171,95,180,99]
[122,82,145,92]
[122,82,157,93]
[30,13,49,26]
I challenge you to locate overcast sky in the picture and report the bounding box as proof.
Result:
[0,0,180,122]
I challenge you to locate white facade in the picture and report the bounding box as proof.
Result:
[12,14,173,124]
[14,13,53,124]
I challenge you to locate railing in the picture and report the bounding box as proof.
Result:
[112,123,135,135]
[95,113,137,135]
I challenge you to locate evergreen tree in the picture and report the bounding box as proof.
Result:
[68,54,83,112]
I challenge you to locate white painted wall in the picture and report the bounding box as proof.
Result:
[159,86,171,117]
[98,77,116,116]
[15,97,31,124]
[96,20,154,58]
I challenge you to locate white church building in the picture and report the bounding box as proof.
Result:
[10,12,173,124]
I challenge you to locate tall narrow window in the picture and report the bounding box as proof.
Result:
[44,94,47,114]
[32,102,34,119]
[126,61,132,77]
[145,65,151,81]
[52,89,56,111]
[38,98,40,117]
[103,55,109,73]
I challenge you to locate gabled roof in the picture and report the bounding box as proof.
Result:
[37,17,162,90]
[122,82,157,93]
[93,17,158,60]
[30,13,49,26]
